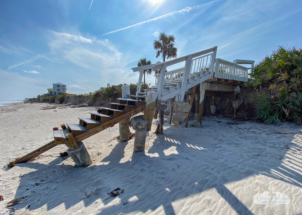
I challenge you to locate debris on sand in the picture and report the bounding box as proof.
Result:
[7,197,24,207]
[60,152,68,157]
[41,106,57,110]
[107,188,124,197]
[276,129,295,134]
[0,195,4,201]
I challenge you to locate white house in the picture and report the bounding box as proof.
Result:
[48,82,67,96]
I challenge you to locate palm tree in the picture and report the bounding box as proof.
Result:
[153,33,177,134]
[137,58,152,84]
[153,33,177,63]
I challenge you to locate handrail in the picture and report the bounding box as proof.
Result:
[217,58,249,70]
[131,46,218,72]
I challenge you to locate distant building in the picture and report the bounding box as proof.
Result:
[48,82,67,95]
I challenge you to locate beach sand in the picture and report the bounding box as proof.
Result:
[0,103,302,215]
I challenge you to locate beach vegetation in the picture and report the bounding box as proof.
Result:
[247,46,302,124]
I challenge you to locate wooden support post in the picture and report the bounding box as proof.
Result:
[153,109,158,119]
[194,94,199,117]
[178,55,193,103]
[185,86,197,127]
[234,92,237,119]
[168,98,174,124]
[198,83,205,125]
[143,91,157,131]
[136,70,144,96]
[155,101,167,134]
[157,110,164,134]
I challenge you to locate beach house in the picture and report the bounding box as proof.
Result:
[48,82,67,95]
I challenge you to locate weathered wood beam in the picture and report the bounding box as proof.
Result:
[202,83,238,92]
[168,98,174,124]
[198,83,205,124]
[185,86,197,127]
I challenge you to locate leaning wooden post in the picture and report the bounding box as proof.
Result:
[168,98,174,124]
[185,86,197,127]
[194,93,199,118]
[155,63,167,134]
[173,55,192,126]
[143,91,157,131]
[198,83,206,125]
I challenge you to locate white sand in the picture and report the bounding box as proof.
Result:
[0,103,302,215]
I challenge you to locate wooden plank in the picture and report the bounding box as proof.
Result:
[9,140,57,166]
[185,86,197,127]
[66,133,78,149]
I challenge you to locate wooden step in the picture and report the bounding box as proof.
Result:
[97,107,126,117]
[130,95,146,101]
[110,103,137,112]
[90,112,114,123]
[118,98,146,107]
[66,124,87,136]
[53,129,68,141]
[79,118,101,130]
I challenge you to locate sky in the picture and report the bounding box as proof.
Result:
[0,0,301,101]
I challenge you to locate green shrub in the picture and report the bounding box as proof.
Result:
[57,94,66,104]
[249,46,302,124]
[141,84,149,91]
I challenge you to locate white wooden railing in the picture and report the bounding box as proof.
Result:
[214,58,248,82]
[132,46,217,101]
[132,46,250,102]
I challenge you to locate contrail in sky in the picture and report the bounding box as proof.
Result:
[89,0,94,10]
[103,0,219,35]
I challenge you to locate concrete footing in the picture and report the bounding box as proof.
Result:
[210,105,217,115]
[67,142,92,167]
[232,99,242,118]
[130,116,148,152]
[119,118,130,142]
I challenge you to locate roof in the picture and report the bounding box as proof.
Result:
[53,82,65,85]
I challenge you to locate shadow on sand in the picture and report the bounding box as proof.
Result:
[9,117,302,214]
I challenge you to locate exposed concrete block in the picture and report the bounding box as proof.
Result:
[67,142,92,167]
[210,105,217,115]
[172,102,192,122]
[130,116,148,152]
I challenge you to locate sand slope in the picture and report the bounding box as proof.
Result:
[0,103,302,215]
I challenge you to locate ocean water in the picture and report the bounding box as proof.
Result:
[0,101,23,106]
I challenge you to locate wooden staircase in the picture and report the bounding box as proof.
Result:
[8,98,146,167]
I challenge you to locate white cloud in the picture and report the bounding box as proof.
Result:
[89,0,94,10]
[0,45,11,54]
[153,31,160,37]
[47,31,139,89]
[8,54,56,70]
[23,70,40,74]
[103,0,220,35]
[34,65,41,68]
